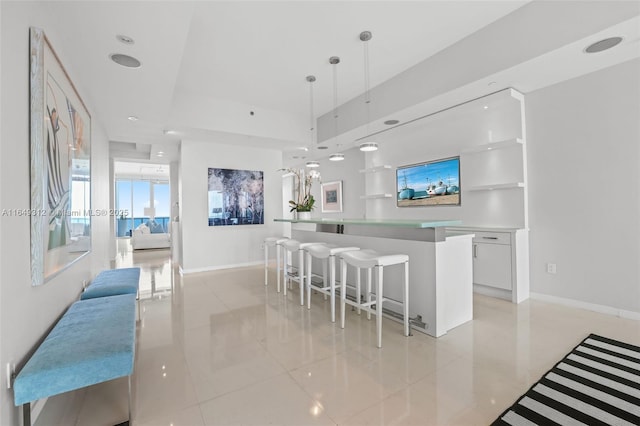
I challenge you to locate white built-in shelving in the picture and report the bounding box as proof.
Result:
[461,138,523,154]
[359,165,392,173]
[466,182,524,192]
[360,193,393,200]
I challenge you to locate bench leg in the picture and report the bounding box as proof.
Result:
[116,375,133,426]
[128,374,133,425]
[23,402,31,426]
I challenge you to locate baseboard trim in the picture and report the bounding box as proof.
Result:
[181,261,263,275]
[530,292,640,321]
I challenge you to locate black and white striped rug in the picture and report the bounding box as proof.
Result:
[493,334,640,426]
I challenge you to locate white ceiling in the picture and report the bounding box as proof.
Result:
[114,161,170,180]
[40,1,639,163]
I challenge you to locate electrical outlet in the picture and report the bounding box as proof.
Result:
[546,263,557,274]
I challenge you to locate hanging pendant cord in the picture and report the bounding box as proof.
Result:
[362,31,372,137]
[330,56,341,146]
[306,75,316,146]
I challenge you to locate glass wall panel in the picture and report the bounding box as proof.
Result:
[115,178,170,237]
[153,182,170,232]
[116,180,132,237]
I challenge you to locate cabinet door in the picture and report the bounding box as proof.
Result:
[473,243,512,290]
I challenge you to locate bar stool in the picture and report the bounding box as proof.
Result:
[264,237,288,292]
[305,244,360,322]
[339,249,410,348]
[281,240,326,306]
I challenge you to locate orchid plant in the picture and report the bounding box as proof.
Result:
[280,168,321,212]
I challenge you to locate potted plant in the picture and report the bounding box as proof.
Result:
[280,168,320,220]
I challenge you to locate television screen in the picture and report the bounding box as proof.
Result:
[396,156,461,207]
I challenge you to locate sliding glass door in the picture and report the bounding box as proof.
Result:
[115,179,170,237]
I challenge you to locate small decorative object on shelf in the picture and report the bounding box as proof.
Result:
[280,168,321,214]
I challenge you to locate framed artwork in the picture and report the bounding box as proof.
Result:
[30,27,92,286]
[321,181,343,213]
[208,168,264,226]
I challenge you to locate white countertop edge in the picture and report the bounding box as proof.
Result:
[444,233,475,241]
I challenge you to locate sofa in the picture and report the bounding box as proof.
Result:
[131,220,171,250]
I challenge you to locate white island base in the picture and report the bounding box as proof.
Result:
[278,219,474,338]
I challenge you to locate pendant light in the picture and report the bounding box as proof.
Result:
[304,75,320,168]
[329,56,345,161]
[358,30,378,152]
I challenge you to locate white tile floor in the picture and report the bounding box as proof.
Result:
[37,240,640,426]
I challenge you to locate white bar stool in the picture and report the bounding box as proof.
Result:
[304,244,360,322]
[339,249,410,348]
[264,237,288,292]
[281,240,326,306]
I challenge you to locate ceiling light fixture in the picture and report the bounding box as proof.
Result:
[329,55,346,161]
[127,115,139,121]
[359,142,378,152]
[306,160,320,168]
[110,53,141,68]
[584,37,623,53]
[164,130,178,135]
[384,120,399,125]
[317,146,328,150]
[358,31,378,152]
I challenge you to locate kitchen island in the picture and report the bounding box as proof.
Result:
[274,218,474,337]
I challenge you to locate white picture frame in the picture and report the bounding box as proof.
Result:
[321,180,343,213]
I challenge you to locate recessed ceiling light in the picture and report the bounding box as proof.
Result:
[127,115,139,121]
[110,53,141,68]
[329,153,345,161]
[483,106,489,110]
[384,120,399,125]
[488,81,497,86]
[317,146,328,150]
[164,130,178,135]
[292,156,299,159]
[116,34,135,45]
[584,37,623,53]
[359,142,378,152]
[306,161,320,168]
[298,147,309,151]
[157,151,164,154]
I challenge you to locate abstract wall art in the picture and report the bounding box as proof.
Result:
[207,168,264,226]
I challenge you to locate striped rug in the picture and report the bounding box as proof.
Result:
[493,334,640,426]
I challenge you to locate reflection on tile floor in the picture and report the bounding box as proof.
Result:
[41,239,640,425]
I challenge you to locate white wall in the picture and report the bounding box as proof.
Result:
[180,140,285,272]
[362,90,526,228]
[527,58,640,314]
[285,146,366,220]
[0,2,112,424]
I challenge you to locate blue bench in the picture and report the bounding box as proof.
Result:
[81,267,140,300]
[13,294,136,425]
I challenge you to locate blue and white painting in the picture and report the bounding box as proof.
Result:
[208,168,264,226]
[396,157,460,207]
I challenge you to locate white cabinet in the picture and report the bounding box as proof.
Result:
[449,227,529,303]
[474,235,512,290]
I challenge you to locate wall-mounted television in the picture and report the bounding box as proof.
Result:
[396,156,461,207]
